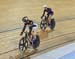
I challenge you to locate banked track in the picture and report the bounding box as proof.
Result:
[0,18,75,59]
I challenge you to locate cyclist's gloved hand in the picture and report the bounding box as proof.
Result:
[20,32,23,36]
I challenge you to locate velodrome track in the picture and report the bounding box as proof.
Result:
[0,18,75,59]
[0,0,75,59]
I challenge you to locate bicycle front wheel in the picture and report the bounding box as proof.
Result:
[19,37,28,52]
[40,20,47,31]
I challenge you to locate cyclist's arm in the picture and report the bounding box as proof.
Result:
[20,23,26,35]
[41,10,45,18]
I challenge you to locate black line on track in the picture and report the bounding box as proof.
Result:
[0,27,21,33]
[0,17,75,33]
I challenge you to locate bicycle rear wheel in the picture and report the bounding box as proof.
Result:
[32,35,40,49]
[49,18,56,30]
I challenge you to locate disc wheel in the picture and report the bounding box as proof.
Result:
[19,37,28,52]
[49,18,56,30]
[32,35,40,49]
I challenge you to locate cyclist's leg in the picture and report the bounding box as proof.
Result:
[48,14,52,25]
[47,13,54,25]
[29,26,32,35]
[29,24,38,41]
[31,23,38,37]
[46,14,51,25]
[29,26,33,43]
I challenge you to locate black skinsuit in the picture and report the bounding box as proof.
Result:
[42,8,54,19]
[21,20,36,35]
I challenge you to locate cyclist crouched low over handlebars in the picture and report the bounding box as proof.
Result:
[20,16,38,42]
[41,5,54,25]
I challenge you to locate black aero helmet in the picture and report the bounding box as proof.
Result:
[22,16,28,22]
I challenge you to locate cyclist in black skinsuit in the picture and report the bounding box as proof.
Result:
[20,16,38,36]
[20,16,33,36]
[20,16,38,45]
[41,5,54,25]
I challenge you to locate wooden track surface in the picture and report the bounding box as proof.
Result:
[0,0,75,59]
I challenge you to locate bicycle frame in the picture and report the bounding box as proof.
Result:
[24,31,31,44]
